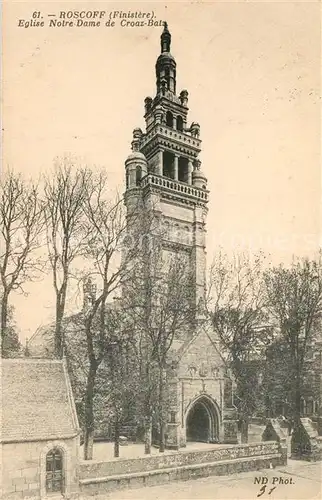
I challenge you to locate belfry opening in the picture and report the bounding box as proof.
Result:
[186,396,220,444]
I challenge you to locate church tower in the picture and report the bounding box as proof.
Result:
[123,24,236,450]
[124,22,209,315]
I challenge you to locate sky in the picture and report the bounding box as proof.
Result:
[2,0,321,341]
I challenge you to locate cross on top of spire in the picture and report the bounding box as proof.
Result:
[161,21,171,53]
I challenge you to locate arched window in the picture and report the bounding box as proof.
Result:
[46,448,63,494]
[185,226,190,244]
[163,151,175,179]
[177,115,184,131]
[136,166,142,186]
[174,223,180,241]
[163,220,170,238]
[166,111,174,128]
[178,157,189,183]
[307,398,314,415]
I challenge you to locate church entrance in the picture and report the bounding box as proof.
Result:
[186,396,219,443]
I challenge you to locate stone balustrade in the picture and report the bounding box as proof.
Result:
[141,125,201,149]
[141,174,208,201]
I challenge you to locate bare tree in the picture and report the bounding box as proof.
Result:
[264,255,322,447]
[0,170,44,355]
[44,158,91,358]
[78,171,138,460]
[208,250,270,443]
[124,219,196,453]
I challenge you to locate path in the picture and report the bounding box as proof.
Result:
[105,460,322,500]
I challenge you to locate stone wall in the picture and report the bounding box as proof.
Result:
[161,201,194,224]
[178,329,223,385]
[2,437,79,500]
[291,418,322,461]
[79,441,286,496]
[175,326,225,446]
[262,419,288,444]
[80,441,282,479]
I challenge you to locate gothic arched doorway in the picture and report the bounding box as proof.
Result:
[186,396,220,443]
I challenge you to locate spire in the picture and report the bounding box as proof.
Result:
[83,277,96,311]
[161,21,171,53]
[156,22,176,95]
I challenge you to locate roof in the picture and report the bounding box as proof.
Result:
[125,151,147,163]
[28,322,55,344]
[173,319,227,366]
[1,358,80,443]
[28,303,118,358]
[156,52,176,65]
[27,323,55,357]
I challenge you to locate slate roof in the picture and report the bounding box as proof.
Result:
[1,358,80,443]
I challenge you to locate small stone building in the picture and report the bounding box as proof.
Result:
[1,358,80,499]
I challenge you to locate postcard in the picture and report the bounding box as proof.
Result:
[1,1,321,499]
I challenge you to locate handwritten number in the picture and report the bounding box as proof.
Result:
[257,485,266,497]
[257,485,277,497]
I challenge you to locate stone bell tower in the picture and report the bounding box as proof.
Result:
[123,24,234,451]
[124,22,209,315]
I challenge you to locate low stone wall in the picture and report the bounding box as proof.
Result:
[291,418,322,461]
[80,442,280,478]
[79,442,286,496]
[262,419,288,444]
